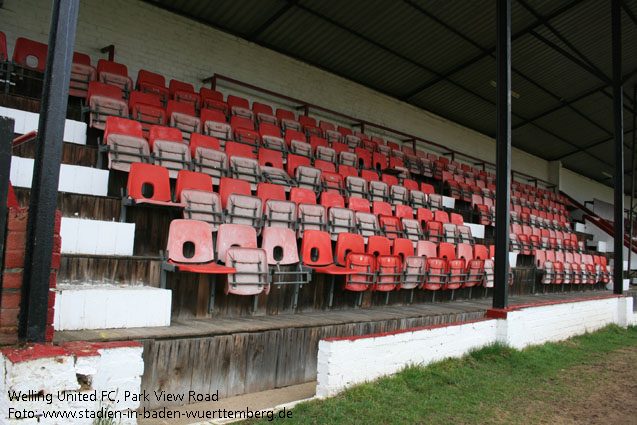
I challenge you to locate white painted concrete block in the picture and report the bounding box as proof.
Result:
[509,252,518,267]
[54,284,172,331]
[465,223,485,239]
[0,107,87,145]
[60,218,135,256]
[575,222,587,233]
[442,196,455,209]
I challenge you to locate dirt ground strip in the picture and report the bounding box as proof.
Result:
[506,345,637,425]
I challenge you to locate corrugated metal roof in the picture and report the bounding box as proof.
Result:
[146,0,637,189]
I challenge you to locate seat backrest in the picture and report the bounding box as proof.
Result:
[369,180,389,201]
[392,238,415,262]
[394,204,413,219]
[334,233,365,266]
[346,176,368,198]
[219,177,251,208]
[300,230,335,267]
[320,192,345,208]
[169,79,194,94]
[189,133,221,157]
[167,219,215,263]
[127,163,172,202]
[257,183,286,206]
[456,243,473,260]
[104,116,144,142]
[372,201,392,217]
[13,37,48,71]
[262,227,299,265]
[167,100,196,118]
[87,81,123,102]
[231,115,255,131]
[299,115,317,127]
[360,169,379,182]
[129,90,162,110]
[225,140,256,160]
[137,69,165,88]
[175,170,212,201]
[97,59,129,78]
[420,183,435,194]
[216,223,258,262]
[473,244,488,260]
[148,125,183,149]
[0,31,6,61]
[367,235,392,256]
[416,240,437,257]
[438,242,456,260]
[290,187,316,205]
[201,108,227,125]
[450,213,464,226]
[227,94,250,109]
[434,210,449,223]
[348,197,370,213]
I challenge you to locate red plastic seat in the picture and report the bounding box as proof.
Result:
[424,257,447,291]
[355,148,372,169]
[227,95,253,119]
[87,81,128,130]
[276,108,301,131]
[372,201,393,217]
[167,100,201,140]
[395,204,413,219]
[299,115,322,137]
[322,172,345,195]
[301,230,355,274]
[201,109,232,142]
[321,192,346,209]
[97,59,133,93]
[218,226,270,296]
[374,255,401,291]
[12,37,47,71]
[253,102,277,125]
[287,154,311,178]
[425,221,443,242]
[165,220,235,274]
[174,170,213,201]
[200,88,228,114]
[367,235,393,257]
[190,133,227,185]
[69,52,96,98]
[125,163,185,208]
[103,117,150,172]
[290,187,316,205]
[0,31,8,62]
[169,79,200,108]
[259,122,285,152]
[218,177,251,207]
[136,69,168,103]
[231,116,260,146]
[148,125,190,178]
[129,91,166,135]
[349,197,371,213]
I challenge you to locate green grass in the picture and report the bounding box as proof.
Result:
[245,325,637,425]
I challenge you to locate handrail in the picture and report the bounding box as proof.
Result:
[204,73,557,191]
[13,131,37,147]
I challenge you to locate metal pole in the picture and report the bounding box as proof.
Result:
[19,0,79,342]
[611,0,624,295]
[629,84,636,279]
[493,0,512,309]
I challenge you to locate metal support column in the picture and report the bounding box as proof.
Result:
[628,85,636,278]
[612,0,624,295]
[19,0,79,342]
[0,118,14,294]
[493,0,512,309]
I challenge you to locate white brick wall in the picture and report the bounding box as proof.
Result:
[0,343,143,424]
[59,217,135,255]
[54,283,172,330]
[316,296,634,398]
[0,0,618,203]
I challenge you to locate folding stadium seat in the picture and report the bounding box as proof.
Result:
[315,159,336,174]
[249,102,275,126]
[218,177,262,230]
[169,79,200,109]
[450,213,464,226]
[372,152,388,171]
[410,190,429,210]
[443,223,458,243]
[102,117,150,172]
[229,155,261,189]
[395,204,414,219]
[348,196,371,213]
[285,153,309,178]
[290,187,316,205]
[328,206,356,241]
[354,212,379,241]
[263,198,297,229]
[390,238,425,292]
[339,150,358,168]
[166,100,201,141]
[97,59,133,94]
[12,37,47,72]
[379,215,403,240]
[273,109,298,131]
[338,127,361,149]
[201,109,232,144]
[0,31,6,61]
[256,122,284,152]
[216,224,270,298]
[136,69,168,104]
[296,165,323,192]
[417,207,434,228]
[429,193,443,211]
[378,145,392,158]
[401,218,422,244]
[121,163,185,221]
[322,171,346,195]
[262,227,312,303]
[298,115,322,138]
[369,180,389,203]
[346,175,368,199]
[226,95,253,119]
[162,220,235,301]
[175,171,223,231]
[457,225,473,245]
[374,253,402,294]
[425,220,443,243]
[189,134,227,185]
[362,139,378,153]
[258,147,284,169]
[316,121,339,143]
[301,230,355,275]
[372,201,393,217]
[286,130,311,156]
[129,91,166,136]
[390,185,409,206]
[424,257,447,292]
[231,116,260,147]
[316,145,337,163]
[320,192,345,209]
[69,52,96,98]
[297,203,327,238]
[86,82,128,130]
[200,88,228,114]
[354,147,372,169]
[148,125,191,178]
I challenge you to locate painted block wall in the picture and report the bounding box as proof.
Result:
[0,342,143,424]
[0,0,617,205]
[316,296,634,398]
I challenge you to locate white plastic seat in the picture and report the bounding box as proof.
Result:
[181,190,223,232]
